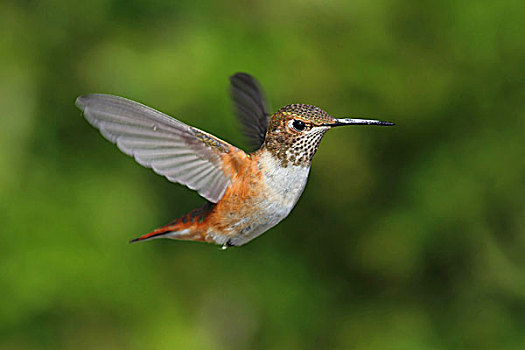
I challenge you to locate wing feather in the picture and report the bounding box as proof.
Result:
[230,73,270,151]
[76,94,235,203]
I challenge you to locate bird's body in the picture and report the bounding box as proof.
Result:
[139,150,310,247]
[76,73,393,247]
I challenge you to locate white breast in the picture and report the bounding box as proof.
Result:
[225,151,311,246]
[259,151,311,210]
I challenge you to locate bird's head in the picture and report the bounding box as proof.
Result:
[262,104,394,167]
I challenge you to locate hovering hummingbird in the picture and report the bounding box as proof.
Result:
[76,73,394,248]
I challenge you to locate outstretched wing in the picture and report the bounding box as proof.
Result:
[230,73,270,151]
[76,94,234,203]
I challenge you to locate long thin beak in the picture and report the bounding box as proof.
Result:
[324,118,395,127]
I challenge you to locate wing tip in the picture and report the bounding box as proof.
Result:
[75,95,88,111]
[230,72,251,81]
[75,93,113,111]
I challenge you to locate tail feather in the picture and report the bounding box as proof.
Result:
[129,226,176,243]
[130,202,215,243]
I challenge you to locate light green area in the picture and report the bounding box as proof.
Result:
[1,0,524,348]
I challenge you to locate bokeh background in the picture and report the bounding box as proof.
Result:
[1,0,524,349]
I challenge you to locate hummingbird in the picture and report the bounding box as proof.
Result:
[76,73,394,248]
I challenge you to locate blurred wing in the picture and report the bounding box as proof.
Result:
[76,94,234,203]
[230,73,270,150]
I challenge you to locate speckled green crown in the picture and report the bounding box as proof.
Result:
[277,104,335,125]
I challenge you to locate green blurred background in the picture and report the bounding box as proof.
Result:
[1,0,524,348]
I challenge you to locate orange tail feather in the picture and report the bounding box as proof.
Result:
[129,202,215,243]
[129,225,177,243]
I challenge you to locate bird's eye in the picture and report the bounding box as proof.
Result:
[291,119,306,132]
